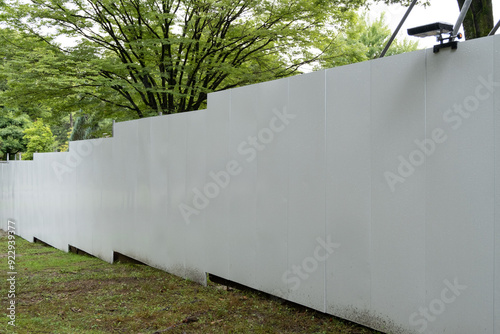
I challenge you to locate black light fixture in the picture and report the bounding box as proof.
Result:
[381,0,473,58]
[407,0,472,54]
[407,22,453,38]
[407,22,462,53]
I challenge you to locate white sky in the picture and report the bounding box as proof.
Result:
[368,0,500,48]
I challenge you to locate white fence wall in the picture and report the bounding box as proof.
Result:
[2,35,500,334]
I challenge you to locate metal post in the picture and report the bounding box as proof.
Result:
[489,19,500,36]
[452,0,473,37]
[379,0,418,58]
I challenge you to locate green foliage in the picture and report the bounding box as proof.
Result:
[0,29,54,120]
[69,115,88,142]
[317,13,419,69]
[69,112,112,141]
[0,0,431,134]
[0,0,367,119]
[0,111,31,160]
[22,119,56,160]
[0,29,99,149]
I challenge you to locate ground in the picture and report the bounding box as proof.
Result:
[0,231,381,334]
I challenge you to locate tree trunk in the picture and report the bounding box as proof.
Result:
[457,0,494,39]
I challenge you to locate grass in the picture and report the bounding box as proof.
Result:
[0,233,382,334]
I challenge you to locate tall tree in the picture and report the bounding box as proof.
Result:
[0,28,78,150]
[1,0,365,118]
[457,0,494,39]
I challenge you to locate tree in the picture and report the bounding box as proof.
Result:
[377,0,493,39]
[1,0,366,118]
[69,112,113,141]
[0,111,31,160]
[0,29,54,120]
[457,0,494,39]
[0,28,101,149]
[22,119,56,160]
[317,13,418,69]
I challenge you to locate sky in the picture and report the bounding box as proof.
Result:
[368,0,500,48]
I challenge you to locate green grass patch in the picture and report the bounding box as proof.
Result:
[0,233,381,333]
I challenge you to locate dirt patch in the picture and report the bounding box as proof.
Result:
[0,229,7,238]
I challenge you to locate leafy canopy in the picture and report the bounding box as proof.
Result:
[0,111,31,160]
[1,0,367,119]
[316,13,419,69]
[22,119,56,160]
